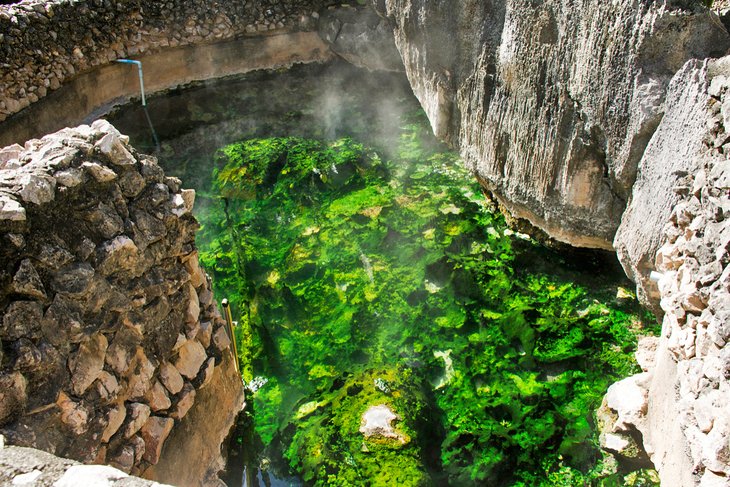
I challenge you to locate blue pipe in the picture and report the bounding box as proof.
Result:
[116,59,146,106]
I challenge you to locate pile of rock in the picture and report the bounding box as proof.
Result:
[0,120,242,479]
[600,56,730,486]
[0,0,340,122]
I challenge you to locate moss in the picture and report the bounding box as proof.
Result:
[197,119,657,485]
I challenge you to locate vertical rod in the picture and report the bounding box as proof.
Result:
[116,59,160,151]
[221,299,241,375]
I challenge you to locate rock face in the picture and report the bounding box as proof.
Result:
[318,5,404,72]
[601,56,730,486]
[0,122,244,484]
[374,0,730,249]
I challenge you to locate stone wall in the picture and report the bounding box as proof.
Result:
[0,0,341,123]
[0,121,244,484]
[600,56,730,487]
[373,0,729,251]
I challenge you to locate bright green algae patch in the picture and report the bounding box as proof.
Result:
[197,125,655,485]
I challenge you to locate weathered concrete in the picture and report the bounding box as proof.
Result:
[0,32,333,148]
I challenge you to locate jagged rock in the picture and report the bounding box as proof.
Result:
[212,325,231,353]
[195,358,215,390]
[185,284,200,325]
[0,372,27,425]
[84,203,124,240]
[18,173,55,205]
[140,416,174,465]
[96,236,140,277]
[197,321,213,349]
[54,168,84,188]
[605,374,649,432]
[81,161,117,183]
[105,328,142,376]
[144,381,171,412]
[1,301,42,340]
[56,392,88,435]
[170,383,196,420]
[69,333,108,396]
[94,372,120,404]
[102,404,126,443]
[107,446,135,474]
[158,362,184,396]
[123,403,151,439]
[129,434,146,465]
[319,6,403,72]
[11,259,46,300]
[173,340,206,380]
[95,133,135,167]
[53,263,95,297]
[0,195,25,222]
[125,348,156,401]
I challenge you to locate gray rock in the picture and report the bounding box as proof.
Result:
[11,259,46,300]
[18,173,55,205]
[0,195,25,222]
[1,301,43,340]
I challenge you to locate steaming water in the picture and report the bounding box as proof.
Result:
[107,61,648,486]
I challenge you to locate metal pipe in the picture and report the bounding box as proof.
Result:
[116,59,147,106]
[221,299,241,375]
[116,59,160,151]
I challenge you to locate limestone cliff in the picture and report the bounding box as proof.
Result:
[602,56,730,487]
[0,122,244,485]
[374,0,729,250]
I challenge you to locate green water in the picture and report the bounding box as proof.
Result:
[107,62,658,486]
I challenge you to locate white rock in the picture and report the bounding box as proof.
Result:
[53,465,128,487]
[605,373,649,432]
[18,173,55,205]
[0,196,25,221]
[81,161,117,182]
[12,470,42,485]
[359,404,405,443]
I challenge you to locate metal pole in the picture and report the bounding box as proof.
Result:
[116,59,146,106]
[116,59,160,151]
[221,299,241,375]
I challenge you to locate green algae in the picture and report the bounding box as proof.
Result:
[197,118,658,486]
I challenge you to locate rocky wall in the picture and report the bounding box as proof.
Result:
[373,0,729,250]
[0,0,342,123]
[600,57,730,486]
[0,121,244,485]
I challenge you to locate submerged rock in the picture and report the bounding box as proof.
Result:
[359,404,406,444]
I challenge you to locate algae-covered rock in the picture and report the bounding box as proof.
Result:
[281,368,430,486]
